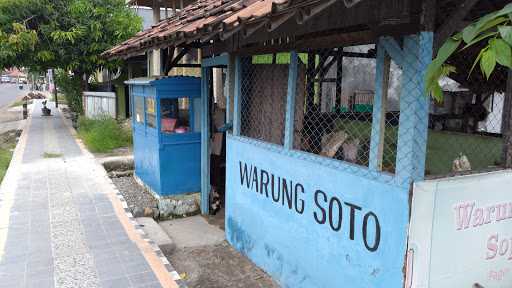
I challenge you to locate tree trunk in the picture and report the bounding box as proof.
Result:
[502,70,512,168]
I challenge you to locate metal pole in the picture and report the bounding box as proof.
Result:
[53,69,58,108]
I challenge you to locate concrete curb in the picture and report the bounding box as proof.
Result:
[57,107,187,288]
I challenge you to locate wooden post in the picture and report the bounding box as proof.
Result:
[151,1,162,76]
[335,47,343,109]
[317,51,328,111]
[284,51,298,149]
[200,67,211,215]
[233,56,242,136]
[395,32,432,184]
[502,70,512,168]
[369,45,391,171]
[305,52,315,115]
[226,54,235,125]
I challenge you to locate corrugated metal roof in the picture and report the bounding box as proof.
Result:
[104,0,348,58]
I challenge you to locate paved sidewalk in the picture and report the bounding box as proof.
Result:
[0,101,176,288]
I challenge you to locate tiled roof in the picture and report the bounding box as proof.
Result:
[104,0,353,58]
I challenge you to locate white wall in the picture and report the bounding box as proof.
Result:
[408,170,512,288]
[83,92,116,119]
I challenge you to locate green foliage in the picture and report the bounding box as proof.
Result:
[425,3,512,101]
[77,116,132,153]
[55,70,82,114]
[0,0,142,79]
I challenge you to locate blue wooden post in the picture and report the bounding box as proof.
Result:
[395,32,433,185]
[226,54,233,125]
[200,67,210,214]
[233,56,242,136]
[284,51,298,149]
[380,37,405,67]
[156,91,162,148]
[369,43,390,171]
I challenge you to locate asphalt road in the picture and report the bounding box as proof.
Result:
[0,83,26,109]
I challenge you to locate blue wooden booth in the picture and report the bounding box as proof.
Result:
[126,77,202,196]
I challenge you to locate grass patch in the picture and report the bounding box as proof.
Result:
[0,130,20,182]
[426,131,502,175]
[10,99,32,107]
[330,120,502,176]
[43,152,62,158]
[78,116,132,153]
[0,147,13,182]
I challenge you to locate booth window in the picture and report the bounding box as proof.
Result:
[160,98,190,133]
[135,96,144,124]
[146,97,156,128]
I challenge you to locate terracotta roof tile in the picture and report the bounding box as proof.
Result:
[104,0,351,58]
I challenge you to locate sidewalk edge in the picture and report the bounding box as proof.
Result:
[57,109,186,288]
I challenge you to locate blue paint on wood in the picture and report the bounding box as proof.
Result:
[127,76,202,196]
[200,68,211,214]
[233,56,242,136]
[395,32,432,184]
[225,135,410,288]
[226,55,233,125]
[380,37,405,67]
[284,51,298,150]
[201,54,229,67]
[369,43,387,171]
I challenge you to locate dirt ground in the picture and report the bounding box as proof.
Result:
[165,240,279,288]
[0,100,25,124]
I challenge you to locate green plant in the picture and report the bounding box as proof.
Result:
[55,70,82,113]
[0,147,12,182]
[0,0,142,113]
[77,116,132,153]
[425,3,512,102]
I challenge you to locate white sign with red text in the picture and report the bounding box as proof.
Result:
[408,170,512,288]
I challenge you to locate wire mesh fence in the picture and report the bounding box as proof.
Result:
[236,38,511,181]
[294,46,381,168]
[240,55,290,145]
[425,71,508,177]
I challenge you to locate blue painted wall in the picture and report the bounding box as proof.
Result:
[225,136,410,288]
[160,133,201,194]
[222,33,433,287]
[133,124,161,193]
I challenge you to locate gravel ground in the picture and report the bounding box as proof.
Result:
[111,176,158,212]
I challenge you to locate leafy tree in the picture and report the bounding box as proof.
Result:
[0,0,142,112]
[425,3,512,102]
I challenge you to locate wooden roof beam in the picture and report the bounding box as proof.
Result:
[434,0,479,51]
